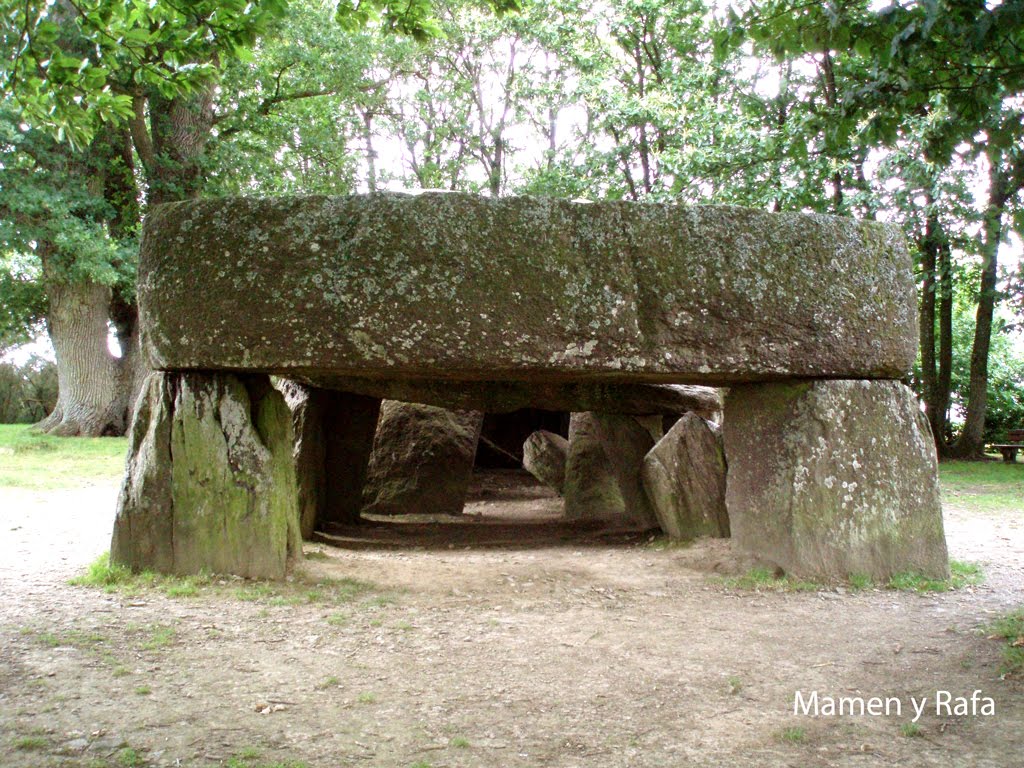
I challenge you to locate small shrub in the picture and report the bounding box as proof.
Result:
[118,747,144,767]
[900,722,923,738]
[888,560,983,593]
[13,735,48,751]
[780,726,805,743]
[848,573,873,590]
[989,609,1024,677]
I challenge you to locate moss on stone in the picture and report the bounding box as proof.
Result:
[138,193,916,384]
[724,380,949,581]
[111,372,300,580]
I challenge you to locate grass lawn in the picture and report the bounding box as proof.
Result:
[0,424,128,490]
[938,459,1024,515]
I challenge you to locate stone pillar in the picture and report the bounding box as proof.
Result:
[111,372,301,579]
[279,381,327,540]
[320,392,382,526]
[362,402,483,516]
[592,414,663,529]
[522,430,569,494]
[563,412,625,521]
[641,413,729,540]
[723,380,949,581]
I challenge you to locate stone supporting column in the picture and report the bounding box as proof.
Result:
[592,414,663,529]
[563,412,625,521]
[111,372,301,579]
[279,381,327,540]
[641,413,729,540]
[522,430,569,494]
[723,380,949,581]
[362,402,483,516]
[319,392,382,526]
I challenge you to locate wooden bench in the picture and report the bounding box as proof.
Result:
[992,429,1024,463]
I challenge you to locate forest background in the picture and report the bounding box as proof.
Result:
[0,0,1022,460]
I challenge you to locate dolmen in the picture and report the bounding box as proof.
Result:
[111,192,948,582]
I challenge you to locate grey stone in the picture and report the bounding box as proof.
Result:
[279,383,381,531]
[304,378,722,418]
[522,430,569,494]
[723,380,949,581]
[139,193,916,384]
[641,413,729,540]
[111,372,301,579]
[362,402,483,516]
[321,391,381,525]
[592,414,662,529]
[278,380,326,539]
[563,413,625,521]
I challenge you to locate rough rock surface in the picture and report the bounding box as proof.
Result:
[563,413,625,521]
[111,372,301,579]
[279,380,325,539]
[592,414,662,529]
[522,431,569,494]
[279,383,381,531]
[321,392,381,526]
[306,378,722,418]
[362,402,483,516]
[641,414,729,540]
[723,380,949,581]
[140,193,916,384]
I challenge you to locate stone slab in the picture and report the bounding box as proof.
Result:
[723,380,949,581]
[642,413,729,540]
[139,193,916,384]
[111,372,301,579]
[362,402,483,516]
[303,377,722,418]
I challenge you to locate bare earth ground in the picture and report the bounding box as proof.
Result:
[1,470,1022,768]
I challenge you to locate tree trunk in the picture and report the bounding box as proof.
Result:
[144,88,215,205]
[35,278,123,436]
[948,177,1005,459]
[110,296,148,424]
[918,198,952,454]
[935,233,954,453]
[918,203,938,439]
[34,128,136,437]
[101,126,147,427]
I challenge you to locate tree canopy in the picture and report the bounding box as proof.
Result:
[0,0,1022,448]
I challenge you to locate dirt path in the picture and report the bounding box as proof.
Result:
[1,473,1022,768]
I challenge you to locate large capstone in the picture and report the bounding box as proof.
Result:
[641,413,729,540]
[111,372,301,579]
[362,402,483,517]
[723,380,949,581]
[139,193,916,384]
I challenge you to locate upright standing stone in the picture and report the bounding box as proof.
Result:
[522,430,570,494]
[592,414,662,529]
[641,413,729,540]
[563,413,626,521]
[362,402,483,516]
[279,381,327,540]
[320,392,382,526]
[111,372,301,579]
[723,380,949,581]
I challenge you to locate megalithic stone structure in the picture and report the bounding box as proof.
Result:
[111,192,947,581]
